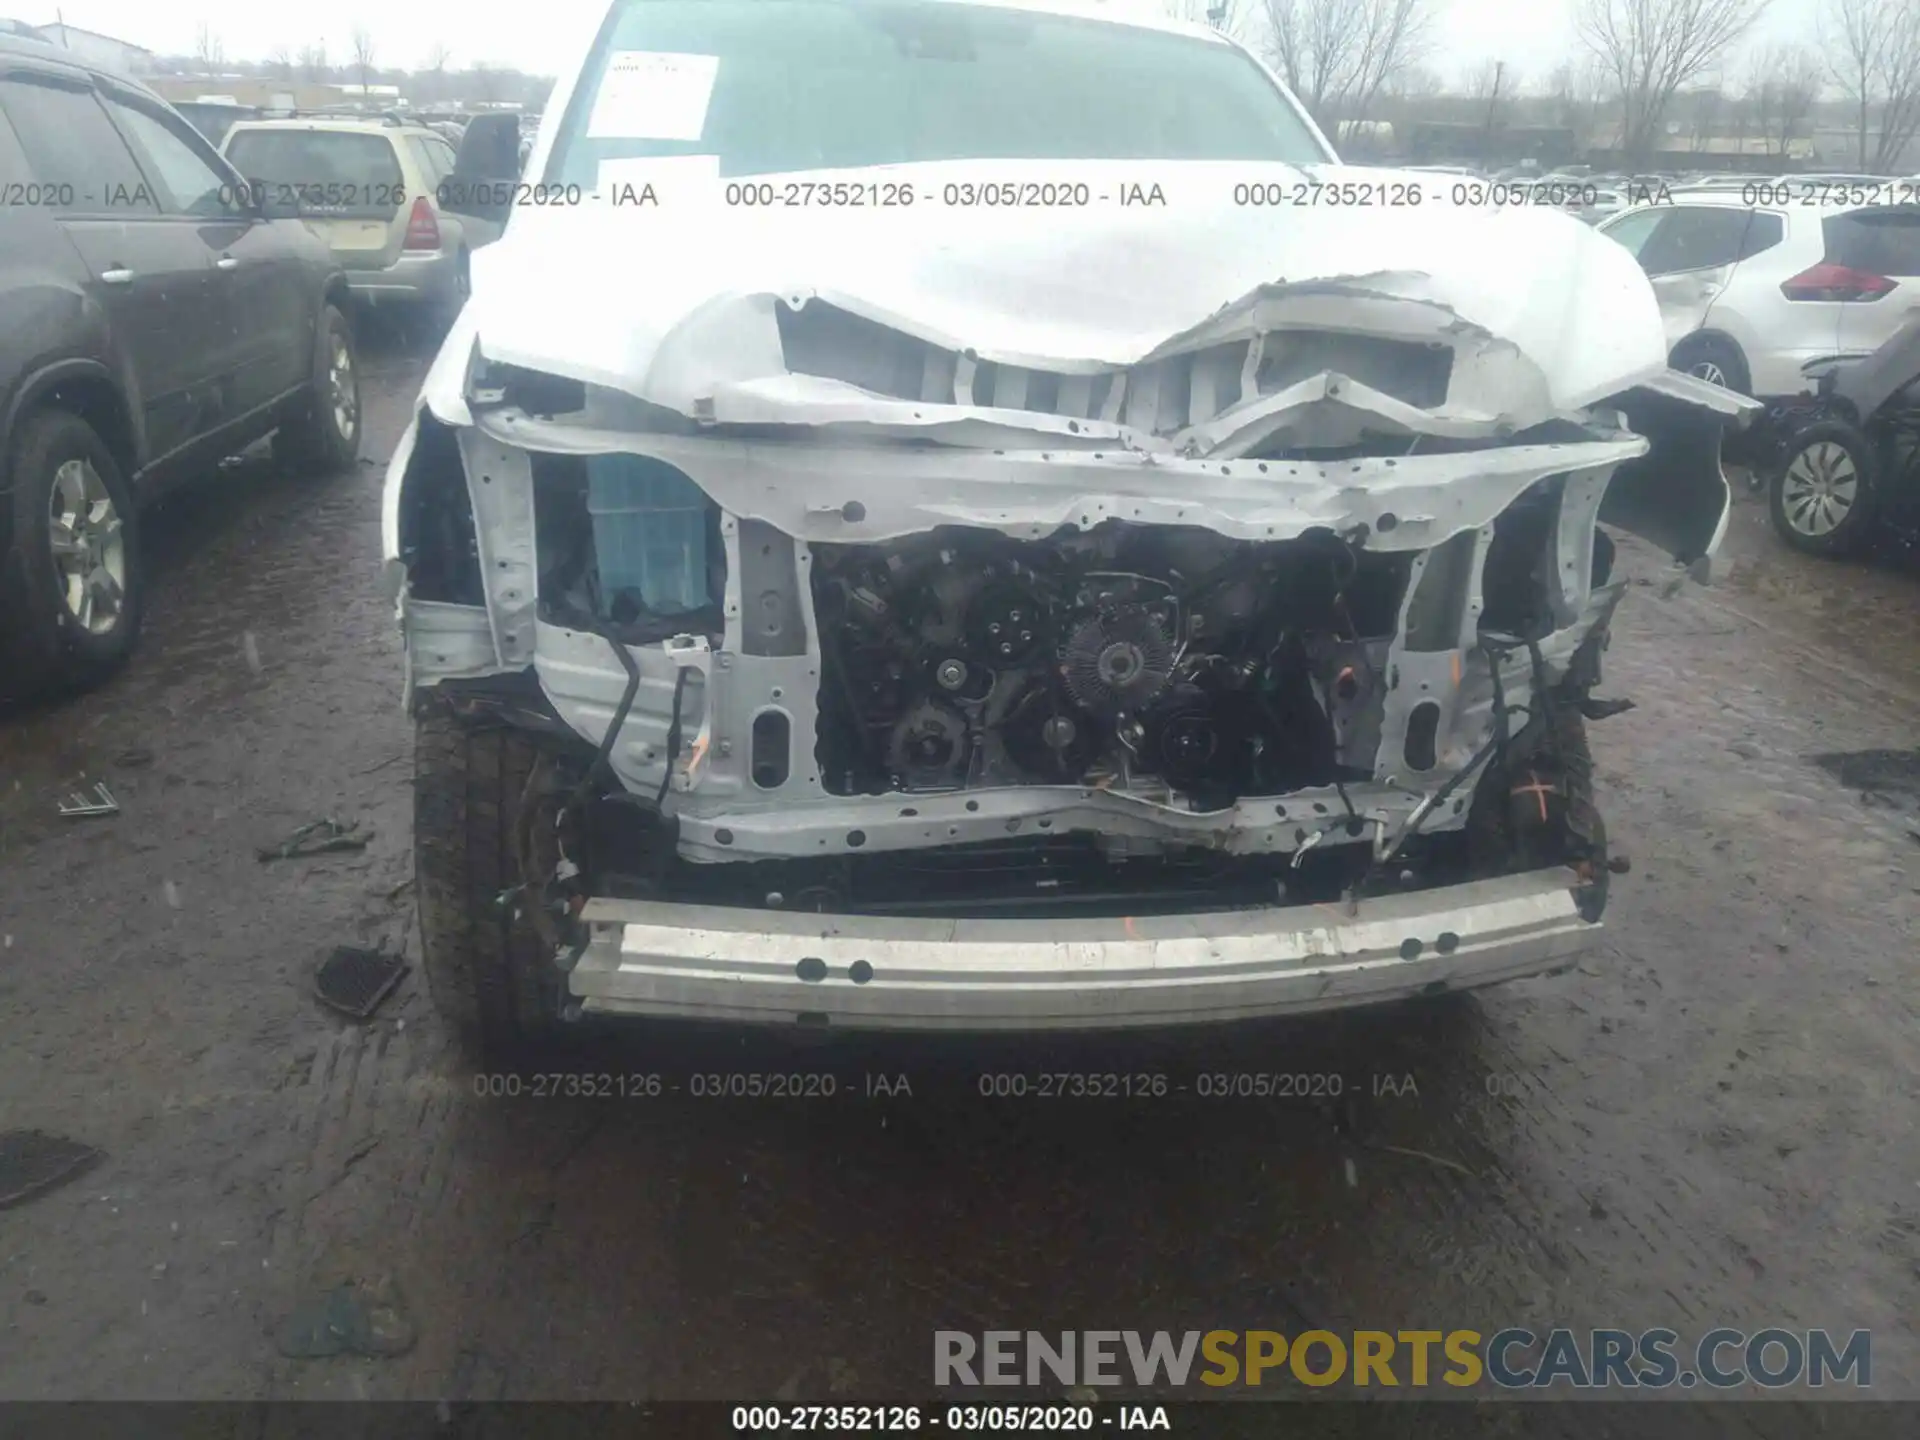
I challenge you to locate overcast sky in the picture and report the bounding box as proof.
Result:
[25,0,1825,86]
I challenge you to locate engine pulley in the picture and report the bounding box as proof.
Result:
[999,690,1095,781]
[1142,683,1220,789]
[886,699,971,789]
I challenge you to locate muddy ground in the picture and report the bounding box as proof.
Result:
[1,326,1916,1404]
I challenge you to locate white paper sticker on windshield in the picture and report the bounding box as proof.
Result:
[587,51,719,141]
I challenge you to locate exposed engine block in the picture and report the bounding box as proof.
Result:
[811,523,1390,804]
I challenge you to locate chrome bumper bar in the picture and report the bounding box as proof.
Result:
[568,868,1597,1031]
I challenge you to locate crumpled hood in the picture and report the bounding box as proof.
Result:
[429,159,1674,430]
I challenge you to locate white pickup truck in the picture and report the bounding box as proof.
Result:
[385,0,1751,1053]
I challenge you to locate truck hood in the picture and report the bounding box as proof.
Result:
[421,159,1680,435]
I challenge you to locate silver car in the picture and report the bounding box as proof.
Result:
[223,117,502,316]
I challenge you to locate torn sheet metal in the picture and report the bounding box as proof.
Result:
[383,141,1744,866]
[420,158,1673,437]
[475,406,1651,551]
[1627,366,1764,420]
[1171,371,1507,457]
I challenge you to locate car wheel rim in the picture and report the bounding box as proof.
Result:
[1780,441,1858,537]
[47,458,127,635]
[1690,359,1727,387]
[328,334,357,441]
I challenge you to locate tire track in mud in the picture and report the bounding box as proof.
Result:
[262,1006,453,1393]
[1448,540,1920,1376]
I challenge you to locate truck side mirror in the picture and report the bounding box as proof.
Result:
[441,113,522,225]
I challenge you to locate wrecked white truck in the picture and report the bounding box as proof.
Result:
[384,0,1752,1052]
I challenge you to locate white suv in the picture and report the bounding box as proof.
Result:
[1597,189,1920,399]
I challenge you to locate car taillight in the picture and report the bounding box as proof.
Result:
[1779,262,1896,302]
[403,196,441,251]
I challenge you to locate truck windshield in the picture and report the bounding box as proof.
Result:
[547,0,1329,182]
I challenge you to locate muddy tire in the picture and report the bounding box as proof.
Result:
[0,409,144,705]
[273,304,361,477]
[413,706,564,1060]
[1468,704,1610,922]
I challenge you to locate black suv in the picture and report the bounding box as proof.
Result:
[0,34,360,702]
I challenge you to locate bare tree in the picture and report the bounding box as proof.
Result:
[1576,0,1768,165]
[1261,0,1437,131]
[1386,63,1444,101]
[1382,62,1443,120]
[1825,0,1920,172]
[414,42,454,105]
[1374,63,1443,135]
[1163,0,1252,37]
[351,26,378,96]
[298,41,329,82]
[1742,43,1822,158]
[194,23,224,77]
[1467,58,1520,103]
[267,44,294,81]
[1675,85,1724,151]
[1546,57,1610,147]
[469,61,500,105]
[1466,60,1516,160]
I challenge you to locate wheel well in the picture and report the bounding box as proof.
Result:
[1672,331,1744,363]
[30,375,138,479]
[323,275,352,316]
[397,411,484,605]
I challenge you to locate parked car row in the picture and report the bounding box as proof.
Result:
[1587,184,1920,557]
[0,30,511,703]
[1406,163,1920,230]
[1403,165,1672,225]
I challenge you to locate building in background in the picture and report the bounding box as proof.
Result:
[1583,127,1818,173]
[1808,126,1919,175]
[146,76,405,111]
[1395,120,1578,168]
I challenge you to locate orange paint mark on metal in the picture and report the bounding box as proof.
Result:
[1513,772,1555,823]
